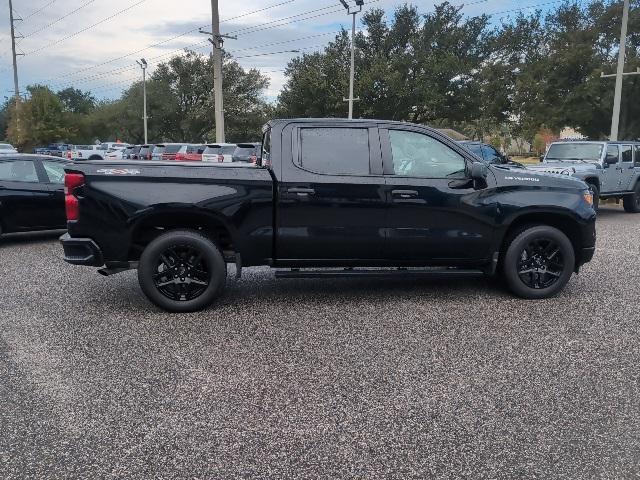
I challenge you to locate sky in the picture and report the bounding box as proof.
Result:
[0,0,558,103]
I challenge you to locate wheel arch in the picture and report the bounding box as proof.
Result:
[583,176,600,190]
[128,209,237,261]
[500,212,584,263]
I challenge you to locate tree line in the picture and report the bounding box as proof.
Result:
[2,1,639,152]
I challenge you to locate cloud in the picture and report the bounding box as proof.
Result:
[0,0,552,102]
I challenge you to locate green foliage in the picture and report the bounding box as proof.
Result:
[278,0,640,142]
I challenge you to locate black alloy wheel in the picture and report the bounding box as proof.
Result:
[623,182,640,213]
[503,225,575,299]
[153,245,211,301]
[138,230,227,312]
[516,237,565,290]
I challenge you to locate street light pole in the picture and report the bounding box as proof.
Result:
[340,0,363,119]
[137,59,148,144]
[611,0,630,141]
[8,0,22,139]
[211,0,225,143]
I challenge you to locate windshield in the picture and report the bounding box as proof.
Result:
[546,143,604,162]
[204,146,220,154]
[164,144,184,154]
[0,144,13,150]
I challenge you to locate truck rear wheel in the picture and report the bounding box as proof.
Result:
[503,225,575,299]
[138,229,227,312]
[623,182,640,213]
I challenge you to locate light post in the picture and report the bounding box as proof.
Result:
[340,0,364,119]
[601,0,639,141]
[136,58,148,144]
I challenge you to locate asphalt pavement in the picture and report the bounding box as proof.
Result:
[1,206,639,479]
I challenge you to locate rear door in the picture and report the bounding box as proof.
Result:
[0,158,51,231]
[276,123,386,263]
[381,127,494,263]
[620,144,635,191]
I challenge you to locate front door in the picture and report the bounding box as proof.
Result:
[381,128,494,263]
[39,159,67,229]
[276,124,387,263]
[601,144,622,194]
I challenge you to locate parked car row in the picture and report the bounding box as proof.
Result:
[121,142,261,163]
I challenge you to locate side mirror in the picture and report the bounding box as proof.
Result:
[539,155,545,162]
[471,162,488,180]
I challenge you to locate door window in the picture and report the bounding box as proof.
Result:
[605,145,620,164]
[389,130,466,178]
[635,146,640,166]
[42,161,66,184]
[621,145,633,163]
[0,160,38,182]
[298,127,370,175]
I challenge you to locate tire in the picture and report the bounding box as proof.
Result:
[502,225,575,299]
[623,182,640,213]
[138,229,227,312]
[586,182,600,211]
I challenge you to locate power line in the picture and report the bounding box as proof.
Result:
[22,0,96,38]
[22,0,60,21]
[25,0,148,55]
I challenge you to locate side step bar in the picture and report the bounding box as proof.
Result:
[275,268,485,279]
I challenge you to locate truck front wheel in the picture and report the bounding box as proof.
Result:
[138,229,227,312]
[623,182,640,213]
[503,225,575,299]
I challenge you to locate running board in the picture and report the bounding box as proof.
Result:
[275,268,485,279]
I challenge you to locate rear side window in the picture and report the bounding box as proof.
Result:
[164,144,183,154]
[221,145,236,155]
[0,160,39,182]
[204,146,221,154]
[43,161,65,183]
[621,145,633,163]
[298,127,370,175]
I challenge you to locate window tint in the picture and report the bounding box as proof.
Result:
[43,161,65,183]
[164,144,183,154]
[481,144,501,163]
[389,130,466,178]
[636,146,640,166]
[299,127,370,175]
[203,146,220,155]
[221,145,236,155]
[621,145,633,162]
[0,160,38,182]
[606,145,619,163]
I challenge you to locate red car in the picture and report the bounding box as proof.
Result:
[174,144,206,162]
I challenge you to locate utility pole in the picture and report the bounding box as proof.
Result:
[602,0,639,141]
[199,1,236,143]
[8,0,22,139]
[340,0,363,119]
[136,59,148,144]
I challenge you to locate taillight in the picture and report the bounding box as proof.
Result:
[175,153,187,161]
[218,155,224,163]
[147,153,152,160]
[67,151,72,160]
[64,173,84,221]
[250,154,257,165]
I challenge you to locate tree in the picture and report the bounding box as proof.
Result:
[57,87,96,114]
[7,85,71,151]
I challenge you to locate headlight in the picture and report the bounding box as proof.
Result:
[583,191,594,206]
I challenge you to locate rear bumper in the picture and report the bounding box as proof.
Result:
[60,233,104,266]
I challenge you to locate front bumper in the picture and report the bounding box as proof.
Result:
[60,233,104,266]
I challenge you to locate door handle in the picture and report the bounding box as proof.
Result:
[287,187,315,196]
[391,189,419,199]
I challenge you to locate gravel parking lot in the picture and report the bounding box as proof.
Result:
[1,206,639,479]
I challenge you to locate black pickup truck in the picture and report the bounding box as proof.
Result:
[61,119,596,312]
